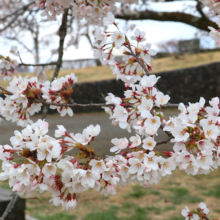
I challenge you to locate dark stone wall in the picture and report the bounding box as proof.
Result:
[71,62,220,113]
[71,79,125,113]
[1,62,220,113]
[156,62,220,104]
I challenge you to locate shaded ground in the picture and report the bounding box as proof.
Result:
[1,109,178,156]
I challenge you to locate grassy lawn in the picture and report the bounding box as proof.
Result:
[1,50,220,89]
[0,168,219,220]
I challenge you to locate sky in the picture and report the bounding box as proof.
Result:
[0,1,216,63]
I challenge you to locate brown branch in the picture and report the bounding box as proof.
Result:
[0,86,181,109]
[0,2,35,33]
[0,192,18,220]
[51,8,69,82]
[19,62,58,67]
[116,10,217,32]
[41,8,69,120]
[156,137,172,146]
[3,36,33,54]
[0,86,13,95]
[196,1,207,20]
[36,99,113,108]
[161,103,179,108]
[160,124,173,139]
[0,1,35,21]
[125,44,150,76]
[17,52,58,67]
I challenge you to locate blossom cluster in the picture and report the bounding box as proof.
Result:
[0,76,42,127]
[0,119,176,210]
[0,46,19,80]
[182,202,211,220]
[42,73,77,117]
[0,55,18,80]
[0,120,101,210]
[93,16,157,85]
[104,91,220,176]
[104,75,169,133]
[36,0,138,23]
[164,97,220,175]
[0,73,77,126]
[199,0,220,45]
[1,101,220,211]
[0,5,220,218]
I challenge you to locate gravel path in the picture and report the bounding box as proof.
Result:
[1,109,178,156]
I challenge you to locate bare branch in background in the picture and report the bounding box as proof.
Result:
[41,8,69,120]
[116,10,217,32]
[0,1,35,33]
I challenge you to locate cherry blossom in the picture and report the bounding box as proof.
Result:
[0,7,220,218]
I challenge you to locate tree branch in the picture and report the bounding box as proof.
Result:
[0,1,35,21]
[51,9,69,82]
[156,137,173,146]
[196,1,207,20]
[19,62,58,67]
[0,192,18,220]
[160,124,174,139]
[17,52,58,67]
[0,86,13,95]
[41,8,69,120]
[0,86,180,109]
[116,10,217,32]
[0,2,35,33]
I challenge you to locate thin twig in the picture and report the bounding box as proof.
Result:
[160,124,173,139]
[0,2,35,33]
[156,137,173,146]
[19,62,58,67]
[0,86,13,95]
[36,99,113,107]
[0,192,18,220]
[0,86,181,109]
[0,1,35,21]
[125,44,150,76]
[18,52,58,67]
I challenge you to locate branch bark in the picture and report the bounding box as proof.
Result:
[41,8,69,120]
[51,9,69,82]
[116,10,217,32]
[0,86,180,109]
[0,192,18,220]
[0,2,35,33]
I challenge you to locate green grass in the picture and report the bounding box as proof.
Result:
[84,206,119,220]
[167,216,184,220]
[125,185,148,198]
[36,212,77,220]
[127,206,150,220]
[145,206,162,214]
[203,185,220,198]
[125,185,160,198]
[165,187,202,204]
